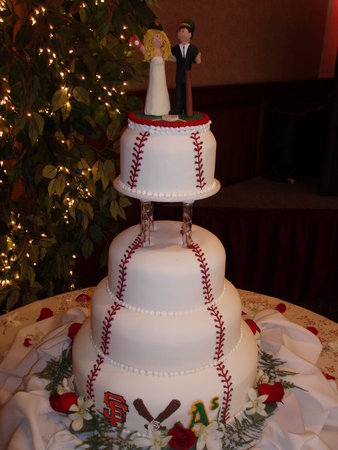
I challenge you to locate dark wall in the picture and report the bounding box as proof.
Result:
[320,52,338,195]
[150,0,332,87]
[190,79,333,186]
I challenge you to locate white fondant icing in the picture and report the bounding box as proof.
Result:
[89,324,243,376]
[107,221,226,312]
[114,119,219,202]
[105,278,226,316]
[73,320,258,433]
[91,276,242,372]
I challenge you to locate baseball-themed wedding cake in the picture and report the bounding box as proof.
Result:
[72,17,259,437]
[72,111,258,434]
[72,20,260,437]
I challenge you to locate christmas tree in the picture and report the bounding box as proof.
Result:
[0,0,157,311]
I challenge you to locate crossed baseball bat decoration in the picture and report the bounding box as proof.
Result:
[133,398,181,429]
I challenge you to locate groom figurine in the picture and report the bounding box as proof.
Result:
[170,19,201,116]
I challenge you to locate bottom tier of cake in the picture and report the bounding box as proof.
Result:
[73,316,258,435]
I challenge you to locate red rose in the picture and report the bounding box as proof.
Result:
[245,318,261,335]
[37,307,53,321]
[68,322,82,340]
[168,422,196,450]
[258,382,285,403]
[49,391,78,413]
[275,303,286,313]
[306,326,318,336]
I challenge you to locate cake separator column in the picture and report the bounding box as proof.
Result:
[141,201,154,247]
[182,201,194,248]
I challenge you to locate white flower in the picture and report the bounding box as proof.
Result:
[69,396,93,431]
[57,375,75,395]
[133,421,171,450]
[196,421,224,450]
[243,388,268,417]
[248,302,264,313]
[255,369,269,385]
[327,339,338,353]
[2,311,21,333]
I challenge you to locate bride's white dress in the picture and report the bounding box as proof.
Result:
[144,56,170,116]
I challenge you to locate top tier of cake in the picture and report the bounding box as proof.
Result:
[113,112,220,202]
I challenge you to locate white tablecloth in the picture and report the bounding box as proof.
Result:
[0,289,337,449]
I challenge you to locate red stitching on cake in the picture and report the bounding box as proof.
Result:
[100,303,122,355]
[86,234,143,406]
[207,303,225,361]
[190,132,206,189]
[190,243,214,304]
[86,354,104,401]
[127,131,150,189]
[216,361,233,422]
[191,241,232,422]
[116,234,143,301]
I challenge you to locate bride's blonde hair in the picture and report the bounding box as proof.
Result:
[143,29,172,62]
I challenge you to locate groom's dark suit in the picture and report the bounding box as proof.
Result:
[171,44,199,114]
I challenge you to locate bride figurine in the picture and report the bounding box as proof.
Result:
[130,21,172,116]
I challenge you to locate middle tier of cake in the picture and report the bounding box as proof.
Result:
[89,221,243,373]
[107,221,226,312]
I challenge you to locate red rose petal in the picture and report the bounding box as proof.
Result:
[323,372,336,380]
[245,318,261,335]
[241,311,247,316]
[276,303,286,313]
[306,326,318,335]
[68,322,82,340]
[75,293,91,305]
[37,307,53,321]
[23,337,32,347]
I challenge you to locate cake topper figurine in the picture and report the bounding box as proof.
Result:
[170,19,201,116]
[130,21,172,116]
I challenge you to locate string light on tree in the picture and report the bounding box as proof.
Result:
[0,0,157,310]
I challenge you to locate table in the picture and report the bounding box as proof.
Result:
[1,288,337,383]
[0,288,338,450]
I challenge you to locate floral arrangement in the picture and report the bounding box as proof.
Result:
[38,316,298,450]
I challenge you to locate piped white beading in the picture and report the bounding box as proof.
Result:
[89,324,243,377]
[114,177,218,200]
[106,279,226,316]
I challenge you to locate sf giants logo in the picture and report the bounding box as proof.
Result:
[103,392,129,426]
